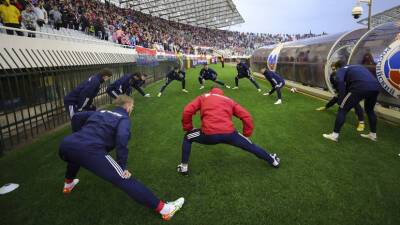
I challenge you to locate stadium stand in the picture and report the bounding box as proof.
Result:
[0,0,326,56]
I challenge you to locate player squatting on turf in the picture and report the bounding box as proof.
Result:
[59,95,184,221]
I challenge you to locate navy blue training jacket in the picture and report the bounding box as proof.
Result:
[62,107,131,170]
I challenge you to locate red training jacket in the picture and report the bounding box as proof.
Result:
[182,88,254,137]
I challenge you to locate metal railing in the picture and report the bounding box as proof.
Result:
[0,25,134,49]
[0,27,177,153]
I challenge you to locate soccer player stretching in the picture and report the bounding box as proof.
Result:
[177,87,280,175]
[158,67,188,97]
[323,61,380,142]
[59,95,184,220]
[232,59,261,92]
[261,67,285,105]
[199,64,230,89]
[316,66,365,131]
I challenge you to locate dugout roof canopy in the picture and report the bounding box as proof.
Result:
[116,0,245,29]
[358,5,400,27]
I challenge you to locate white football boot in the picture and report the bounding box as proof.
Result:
[360,133,377,142]
[160,197,185,221]
[63,179,79,194]
[323,132,339,142]
[177,163,189,176]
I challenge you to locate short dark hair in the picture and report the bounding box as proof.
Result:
[332,60,344,69]
[99,68,113,77]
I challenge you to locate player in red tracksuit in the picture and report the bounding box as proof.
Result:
[177,87,280,175]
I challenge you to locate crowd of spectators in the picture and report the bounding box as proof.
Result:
[0,0,326,55]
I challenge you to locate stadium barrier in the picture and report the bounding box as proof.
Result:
[0,26,178,153]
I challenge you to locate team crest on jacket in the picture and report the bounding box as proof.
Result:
[376,39,400,98]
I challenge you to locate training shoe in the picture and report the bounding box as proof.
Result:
[182,89,189,93]
[199,86,205,90]
[357,123,365,132]
[225,85,231,89]
[263,92,270,96]
[270,153,280,168]
[177,164,189,176]
[232,87,239,90]
[63,179,79,194]
[316,106,326,111]
[157,92,162,97]
[323,133,338,142]
[144,93,151,97]
[161,197,185,221]
[360,133,377,142]
[274,99,282,105]
[257,89,262,92]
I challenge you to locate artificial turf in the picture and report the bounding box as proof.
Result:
[0,64,399,225]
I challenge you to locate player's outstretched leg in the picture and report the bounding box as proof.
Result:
[232,75,240,89]
[199,77,205,89]
[213,79,230,88]
[248,76,261,92]
[158,79,172,97]
[61,147,185,220]
[228,132,280,168]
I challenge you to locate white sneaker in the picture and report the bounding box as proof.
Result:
[157,92,162,97]
[225,85,231,89]
[232,87,239,90]
[360,133,377,142]
[274,99,282,105]
[63,179,79,194]
[257,89,262,92]
[177,164,188,176]
[323,133,338,142]
[144,93,151,97]
[182,89,189,93]
[199,86,205,90]
[270,153,280,168]
[161,197,185,221]
[263,92,270,96]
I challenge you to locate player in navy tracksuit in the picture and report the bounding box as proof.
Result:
[59,95,184,220]
[323,62,381,142]
[316,69,365,132]
[157,67,188,97]
[63,69,113,119]
[232,59,261,92]
[262,67,285,105]
[198,64,230,89]
[106,72,150,98]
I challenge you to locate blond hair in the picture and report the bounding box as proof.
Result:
[114,95,134,107]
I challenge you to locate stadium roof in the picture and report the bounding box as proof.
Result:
[115,0,245,29]
[358,5,400,27]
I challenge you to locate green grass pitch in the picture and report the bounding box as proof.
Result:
[1,64,399,225]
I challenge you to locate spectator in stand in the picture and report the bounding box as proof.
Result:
[33,1,47,29]
[21,4,37,37]
[0,0,23,36]
[49,5,62,30]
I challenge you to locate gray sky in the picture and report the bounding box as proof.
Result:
[226,0,399,34]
